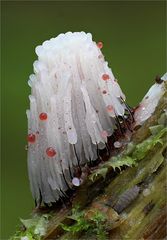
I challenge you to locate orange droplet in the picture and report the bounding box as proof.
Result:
[102,74,110,81]
[39,112,47,121]
[97,42,103,49]
[27,133,36,143]
[46,147,56,157]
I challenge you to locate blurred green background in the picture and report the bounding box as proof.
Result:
[1,0,166,238]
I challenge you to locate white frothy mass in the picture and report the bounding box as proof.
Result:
[27,32,128,205]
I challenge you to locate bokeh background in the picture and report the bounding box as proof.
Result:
[1,0,166,238]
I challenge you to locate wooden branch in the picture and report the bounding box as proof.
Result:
[11,81,167,240]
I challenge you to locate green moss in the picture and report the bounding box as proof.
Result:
[10,214,51,240]
[60,206,108,240]
[89,124,167,183]
[89,167,108,182]
[60,206,90,234]
[132,127,167,160]
[122,163,166,240]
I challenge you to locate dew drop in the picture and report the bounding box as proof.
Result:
[114,141,122,148]
[72,177,80,187]
[46,147,56,157]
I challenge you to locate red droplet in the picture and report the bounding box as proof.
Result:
[102,74,110,81]
[106,105,113,112]
[97,42,103,49]
[46,147,56,157]
[102,90,107,94]
[39,112,47,121]
[27,133,36,143]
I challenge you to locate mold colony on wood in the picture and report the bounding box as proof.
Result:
[26,32,132,206]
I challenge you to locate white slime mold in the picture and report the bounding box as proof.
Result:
[27,32,130,205]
